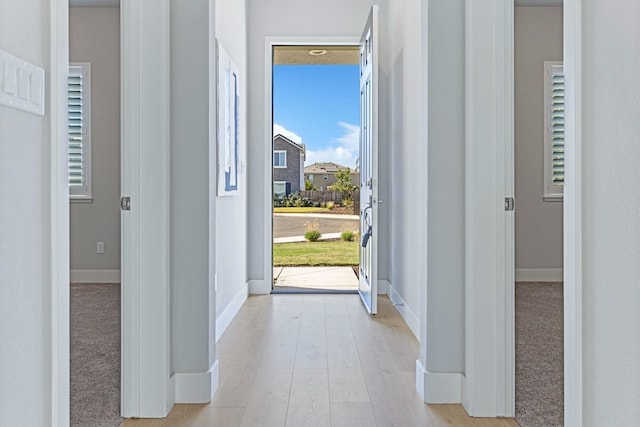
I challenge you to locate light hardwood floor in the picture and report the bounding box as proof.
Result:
[122,295,519,427]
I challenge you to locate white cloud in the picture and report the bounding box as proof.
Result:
[305,122,360,168]
[273,123,303,144]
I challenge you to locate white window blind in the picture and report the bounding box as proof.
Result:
[544,62,564,200]
[68,63,92,200]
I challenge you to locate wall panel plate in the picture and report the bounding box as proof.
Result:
[0,49,45,116]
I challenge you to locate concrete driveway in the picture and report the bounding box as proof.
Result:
[273,213,359,238]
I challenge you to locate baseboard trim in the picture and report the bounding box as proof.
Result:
[515,268,563,282]
[416,360,462,404]
[173,360,219,404]
[70,269,120,283]
[377,279,389,295]
[216,282,249,342]
[248,279,270,295]
[388,282,419,339]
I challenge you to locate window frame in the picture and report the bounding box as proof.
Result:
[273,181,287,197]
[68,62,92,202]
[543,61,564,201]
[273,150,287,168]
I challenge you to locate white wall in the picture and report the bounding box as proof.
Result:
[0,0,68,425]
[214,0,248,328]
[69,7,121,274]
[423,0,466,374]
[387,0,424,330]
[580,1,640,424]
[246,0,390,289]
[170,0,217,375]
[514,6,563,271]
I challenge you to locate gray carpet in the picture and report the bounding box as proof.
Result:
[515,282,564,427]
[71,283,123,427]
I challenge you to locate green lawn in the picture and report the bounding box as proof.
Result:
[273,207,331,214]
[273,240,359,266]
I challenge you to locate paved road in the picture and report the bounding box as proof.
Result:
[273,214,359,238]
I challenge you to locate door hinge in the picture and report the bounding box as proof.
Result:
[120,196,131,211]
[505,197,515,211]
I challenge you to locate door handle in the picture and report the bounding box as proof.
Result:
[361,225,372,248]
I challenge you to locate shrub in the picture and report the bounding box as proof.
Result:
[341,230,356,242]
[305,230,321,242]
[273,192,314,208]
[304,220,321,242]
[326,201,335,210]
[342,194,355,208]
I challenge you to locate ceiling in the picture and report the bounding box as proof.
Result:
[69,0,119,6]
[273,46,359,66]
[69,0,561,9]
[515,0,562,5]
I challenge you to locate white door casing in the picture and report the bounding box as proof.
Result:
[121,0,174,417]
[463,0,514,417]
[358,5,379,315]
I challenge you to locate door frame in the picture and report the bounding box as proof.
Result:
[562,0,583,425]
[257,36,360,295]
[120,0,174,417]
[463,0,514,417]
[464,0,583,421]
[51,0,71,425]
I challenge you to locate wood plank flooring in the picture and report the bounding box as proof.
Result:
[122,295,519,427]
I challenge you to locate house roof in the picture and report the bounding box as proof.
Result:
[273,134,305,160]
[304,162,358,174]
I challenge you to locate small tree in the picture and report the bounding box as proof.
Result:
[304,179,316,191]
[332,168,357,193]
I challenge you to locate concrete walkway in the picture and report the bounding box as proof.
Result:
[273,232,344,244]
[273,266,358,291]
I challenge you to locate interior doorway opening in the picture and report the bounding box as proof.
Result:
[513,3,565,426]
[270,44,361,294]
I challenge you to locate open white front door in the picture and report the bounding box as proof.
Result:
[358,5,379,315]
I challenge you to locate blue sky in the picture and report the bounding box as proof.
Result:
[273,64,360,168]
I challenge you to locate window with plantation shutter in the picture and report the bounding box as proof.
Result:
[543,62,564,200]
[68,63,92,200]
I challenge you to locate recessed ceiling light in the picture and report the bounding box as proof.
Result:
[309,49,327,56]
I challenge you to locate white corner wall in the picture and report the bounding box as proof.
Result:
[580,1,640,424]
[214,0,249,335]
[514,6,563,277]
[246,0,390,292]
[424,0,465,375]
[388,0,423,330]
[0,0,69,425]
[170,0,218,391]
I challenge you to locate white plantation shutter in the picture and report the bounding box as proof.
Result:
[544,62,564,199]
[68,63,92,199]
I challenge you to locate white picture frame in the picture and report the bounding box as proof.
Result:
[216,40,240,196]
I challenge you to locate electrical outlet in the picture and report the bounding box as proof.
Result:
[96,241,105,254]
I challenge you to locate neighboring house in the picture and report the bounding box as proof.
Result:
[304,162,360,190]
[273,134,305,196]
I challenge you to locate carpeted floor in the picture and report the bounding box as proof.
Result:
[71,283,123,427]
[515,282,564,427]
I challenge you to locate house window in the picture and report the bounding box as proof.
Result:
[274,181,287,197]
[69,63,92,201]
[323,174,328,180]
[274,150,287,168]
[308,174,314,182]
[543,62,564,200]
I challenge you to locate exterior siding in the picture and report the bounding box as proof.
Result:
[273,136,303,193]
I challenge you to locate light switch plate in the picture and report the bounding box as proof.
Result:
[0,49,45,116]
